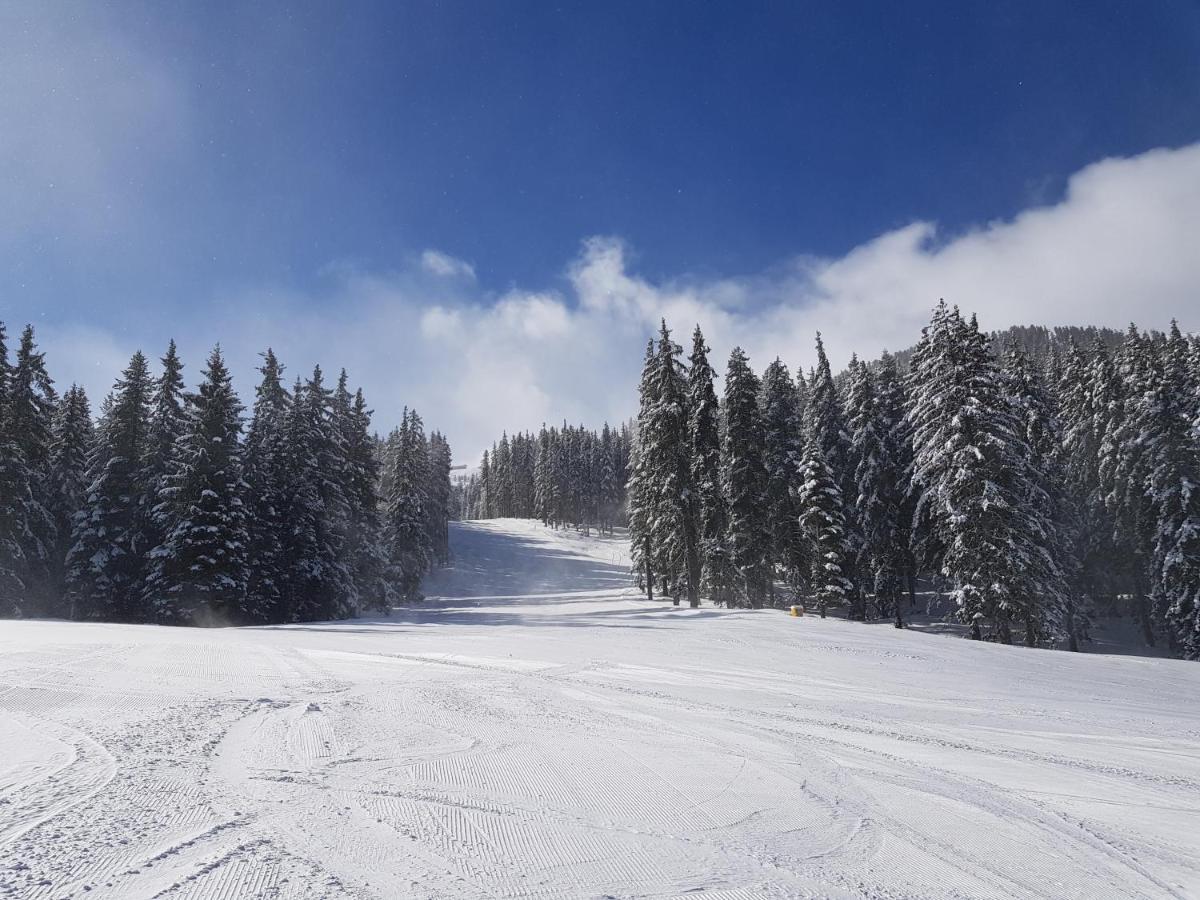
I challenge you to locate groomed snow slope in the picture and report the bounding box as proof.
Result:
[2,518,1199,899]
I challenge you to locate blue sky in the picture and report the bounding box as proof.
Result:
[2,2,1200,458]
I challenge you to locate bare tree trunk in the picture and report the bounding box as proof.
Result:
[1134,576,1155,647]
[998,613,1013,645]
[644,534,654,604]
[1065,597,1079,651]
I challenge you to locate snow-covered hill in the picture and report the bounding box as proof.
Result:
[2,519,1198,899]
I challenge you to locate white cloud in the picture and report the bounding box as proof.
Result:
[419,307,463,340]
[420,250,476,280]
[30,142,1200,465]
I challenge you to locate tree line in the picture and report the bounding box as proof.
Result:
[626,303,1200,658]
[462,424,633,534]
[0,322,452,626]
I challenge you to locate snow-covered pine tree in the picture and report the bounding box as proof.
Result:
[1057,340,1114,618]
[242,349,291,623]
[6,325,58,613]
[759,358,805,604]
[721,347,769,608]
[66,351,155,622]
[809,333,854,502]
[0,322,36,615]
[46,385,94,616]
[847,354,906,625]
[329,372,390,615]
[278,376,336,621]
[548,427,566,527]
[687,326,734,606]
[141,340,187,606]
[646,322,698,605]
[909,304,1061,642]
[797,429,854,618]
[534,426,552,525]
[626,327,698,604]
[384,409,434,602]
[477,449,492,519]
[627,340,657,598]
[598,424,619,533]
[794,364,810,432]
[1100,325,1160,645]
[1143,323,1200,657]
[1002,342,1075,646]
[427,431,454,566]
[145,347,250,625]
[493,433,513,518]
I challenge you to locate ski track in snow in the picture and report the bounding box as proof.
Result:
[2,518,1199,899]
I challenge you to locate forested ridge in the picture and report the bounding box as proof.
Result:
[460,423,633,533]
[0,323,451,626]
[474,306,1200,658]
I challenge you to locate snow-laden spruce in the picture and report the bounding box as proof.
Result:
[465,305,1200,658]
[0,323,452,626]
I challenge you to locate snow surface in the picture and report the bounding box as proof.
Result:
[2,518,1199,899]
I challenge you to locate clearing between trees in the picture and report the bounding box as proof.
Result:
[1,519,1198,899]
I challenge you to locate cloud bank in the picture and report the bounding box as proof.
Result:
[35,141,1200,464]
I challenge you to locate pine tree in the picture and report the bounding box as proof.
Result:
[341,382,393,613]
[0,322,37,615]
[1057,339,1115,619]
[598,424,619,533]
[242,349,291,622]
[627,341,657,598]
[534,426,552,525]
[477,450,492,519]
[627,325,698,605]
[6,325,58,612]
[288,367,356,620]
[145,347,250,624]
[797,432,854,617]
[1100,325,1159,645]
[847,354,906,625]
[1002,342,1074,646]
[1144,323,1200,656]
[46,385,94,616]
[721,347,769,608]
[809,333,853,499]
[426,431,454,566]
[493,433,513,518]
[384,409,434,602]
[66,351,155,622]
[688,326,734,605]
[909,305,1062,642]
[760,358,805,604]
[141,340,187,604]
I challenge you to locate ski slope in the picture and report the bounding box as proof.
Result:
[2,519,1199,899]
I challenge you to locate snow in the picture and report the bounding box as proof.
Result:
[2,518,1199,899]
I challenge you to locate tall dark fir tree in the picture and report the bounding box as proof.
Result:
[66,351,155,622]
[760,358,806,602]
[688,326,734,606]
[145,347,250,624]
[720,347,769,608]
[47,385,94,615]
[242,349,292,623]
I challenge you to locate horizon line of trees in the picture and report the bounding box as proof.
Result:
[461,423,633,534]
[625,306,1200,658]
[0,322,452,626]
